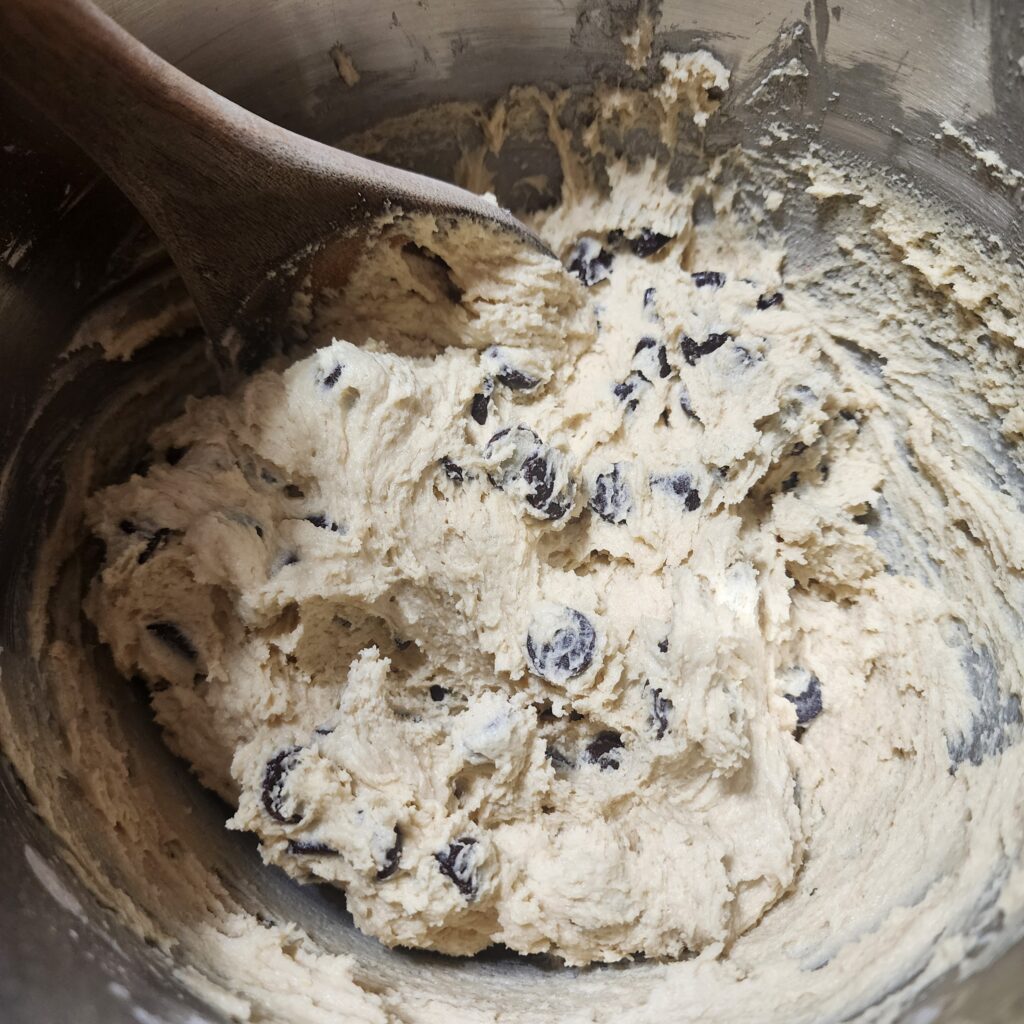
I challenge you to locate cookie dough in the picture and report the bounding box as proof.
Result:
[24,46,1019,1019]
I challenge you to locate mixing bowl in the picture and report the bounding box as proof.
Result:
[3,1,1024,1021]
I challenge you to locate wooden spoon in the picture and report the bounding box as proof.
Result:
[0,0,551,367]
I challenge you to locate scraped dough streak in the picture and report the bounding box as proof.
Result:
[20,49,1024,1022]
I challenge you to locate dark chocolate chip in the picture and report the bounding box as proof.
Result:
[650,687,672,740]
[485,425,575,521]
[305,514,342,532]
[429,684,448,702]
[652,471,702,511]
[287,839,338,856]
[680,332,730,366]
[440,456,464,483]
[613,371,651,412]
[262,747,303,824]
[643,286,657,308]
[119,519,137,535]
[377,826,403,880]
[633,337,671,379]
[631,229,672,258]
[589,464,631,524]
[607,228,626,246]
[785,673,823,728]
[283,483,305,499]
[470,391,491,425]
[656,345,671,378]
[394,636,413,651]
[657,637,669,653]
[526,607,597,683]
[781,472,800,493]
[132,458,151,478]
[435,837,478,898]
[757,292,784,310]
[706,85,725,101]
[146,621,197,661]
[496,366,540,391]
[545,745,573,769]
[314,725,335,735]
[678,385,699,421]
[316,364,344,389]
[584,730,623,770]
[567,238,614,286]
[137,527,172,565]
[165,445,188,465]
[691,270,725,288]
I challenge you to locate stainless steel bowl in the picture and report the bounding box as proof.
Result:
[3,1,1024,1021]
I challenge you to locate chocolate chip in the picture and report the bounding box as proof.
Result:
[631,229,672,257]
[132,457,151,478]
[680,332,730,366]
[283,483,305,499]
[165,445,188,465]
[706,85,725,101]
[678,385,699,421]
[613,371,651,412]
[606,228,625,246]
[287,839,338,856]
[119,519,137,535]
[526,606,597,683]
[470,390,491,425]
[305,514,342,532]
[692,270,725,288]
[137,527,172,565]
[497,366,540,391]
[146,621,197,660]
[546,744,573,769]
[781,472,799,493]
[394,636,413,651]
[567,238,614,286]
[262,747,303,824]
[484,425,575,521]
[316,364,344,389]
[785,673,823,728]
[584,730,623,770]
[657,638,669,653]
[376,826,403,880]
[590,464,631,524]
[633,336,671,379]
[643,286,657,308]
[429,684,448,701]
[757,291,784,310]
[435,837,478,898]
[652,471,701,511]
[440,457,464,483]
[650,688,672,740]
[314,725,335,735]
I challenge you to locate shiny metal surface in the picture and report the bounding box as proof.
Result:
[2,1,1024,1022]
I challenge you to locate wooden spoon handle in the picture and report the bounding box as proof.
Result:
[0,0,360,333]
[0,0,260,236]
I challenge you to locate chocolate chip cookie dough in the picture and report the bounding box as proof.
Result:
[25,45,1024,1021]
